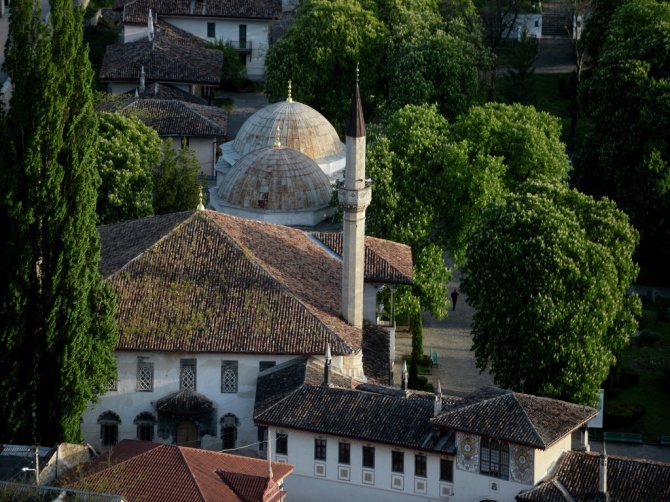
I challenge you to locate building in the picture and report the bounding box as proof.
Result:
[63,440,293,502]
[99,19,223,98]
[80,209,412,452]
[116,0,280,79]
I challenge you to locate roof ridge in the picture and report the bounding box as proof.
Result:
[181,102,228,132]
[104,211,197,280]
[176,445,207,502]
[201,213,358,354]
[513,393,547,448]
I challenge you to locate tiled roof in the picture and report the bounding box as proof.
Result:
[100,211,412,356]
[64,440,293,502]
[431,387,597,449]
[155,389,215,413]
[121,0,280,23]
[100,22,222,85]
[125,99,228,137]
[255,358,457,452]
[311,232,413,285]
[516,451,670,502]
[361,321,391,385]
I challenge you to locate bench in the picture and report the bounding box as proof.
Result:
[657,436,670,446]
[429,348,439,368]
[603,432,643,444]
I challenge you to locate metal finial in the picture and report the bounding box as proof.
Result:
[274,125,281,148]
[287,80,292,103]
[197,187,205,211]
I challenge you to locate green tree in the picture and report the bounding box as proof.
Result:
[153,139,203,215]
[264,0,387,131]
[575,0,670,281]
[500,25,537,105]
[96,112,163,224]
[0,0,118,444]
[207,39,246,90]
[461,181,640,405]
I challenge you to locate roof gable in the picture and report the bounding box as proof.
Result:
[431,387,597,449]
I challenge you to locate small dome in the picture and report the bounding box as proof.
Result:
[232,100,343,161]
[218,146,332,212]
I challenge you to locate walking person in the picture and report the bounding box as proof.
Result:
[451,289,459,311]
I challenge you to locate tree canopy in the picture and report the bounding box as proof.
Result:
[96,112,163,224]
[575,0,670,280]
[0,0,118,444]
[153,139,203,215]
[461,181,640,405]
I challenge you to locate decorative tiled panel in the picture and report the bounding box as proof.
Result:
[456,432,480,473]
[338,466,350,481]
[391,474,404,490]
[440,483,453,498]
[510,443,534,485]
[414,478,427,494]
[314,462,326,477]
[362,469,375,485]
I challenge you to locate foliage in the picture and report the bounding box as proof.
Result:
[410,311,424,362]
[575,0,670,281]
[153,139,203,215]
[0,0,118,444]
[264,0,387,132]
[96,112,163,224]
[206,39,246,90]
[500,25,536,105]
[461,180,641,405]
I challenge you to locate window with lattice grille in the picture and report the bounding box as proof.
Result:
[136,358,153,392]
[180,359,197,390]
[221,361,238,393]
[480,438,509,479]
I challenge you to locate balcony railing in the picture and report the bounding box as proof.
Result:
[228,40,252,53]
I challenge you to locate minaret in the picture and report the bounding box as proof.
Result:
[338,67,371,328]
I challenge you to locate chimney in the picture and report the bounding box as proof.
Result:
[599,445,608,498]
[339,66,371,328]
[434,380,443,417]
[323,343,331,387]
[401,360,408,391]
[147,9,154,41]
[139,65,145,94]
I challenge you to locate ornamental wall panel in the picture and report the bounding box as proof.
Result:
[510,443,534,485]
[455,432,480,473]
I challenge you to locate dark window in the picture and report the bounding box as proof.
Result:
[314,439,327,460]
[362,446,375,468]
[258,426,267,451]
[136,358,153,391]
[180,359,196,390]
[239,24,247,48]
[98,412,121,447]
[338,442,350,464]
[440,458,453,482]
[276,433,288,455]
[415,454,427,477]
[221,414,238,449]
[134,412,156,442]
[392,451,404,473]
[221,361,238,393]
[259,361,276,372]
[207,22,215,38]
[480,438,509,479]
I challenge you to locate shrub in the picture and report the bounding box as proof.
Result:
[605,404,646,427]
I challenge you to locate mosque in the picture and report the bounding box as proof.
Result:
[208,83,346,227]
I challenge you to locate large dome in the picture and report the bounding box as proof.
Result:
[232,99,344,161]
[217,146,332,214]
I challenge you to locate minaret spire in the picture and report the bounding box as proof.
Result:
[339,66,371,328]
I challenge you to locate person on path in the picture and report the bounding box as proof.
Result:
[451,289,459,311]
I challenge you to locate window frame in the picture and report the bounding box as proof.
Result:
[440,458,454,482]
[362,446,375,469]
[314,438,327,461]
[480,437,509,479]
[338,442,350,465]
[221,414,238,449]
[415,454,427,478]
[276,432,288,455]
[221,360,238,393]
[180,358,197,391]
[136,357,153,392]
[207,22,215,38]
[392,451,404,473]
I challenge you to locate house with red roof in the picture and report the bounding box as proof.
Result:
[63,439,293,502]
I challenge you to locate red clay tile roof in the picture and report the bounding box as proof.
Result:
[121,0,280,23]
[100,22,222,86]
[431,387,597,450]
[64,440,293,502]
[516,450,670,502]
[311,232,412,285]
[361,321,391,385]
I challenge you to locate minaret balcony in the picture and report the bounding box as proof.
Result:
[338,182,371,212]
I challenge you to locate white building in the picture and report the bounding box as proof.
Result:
[118,0,280,79]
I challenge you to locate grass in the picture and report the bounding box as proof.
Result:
[600,300,670,443]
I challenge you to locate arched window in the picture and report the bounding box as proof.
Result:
[220,413,239,449]
[98,411,121,447]
[480,438,509,479]
[134,412,156,442]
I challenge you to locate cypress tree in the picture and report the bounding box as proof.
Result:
[0,0,118,444]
